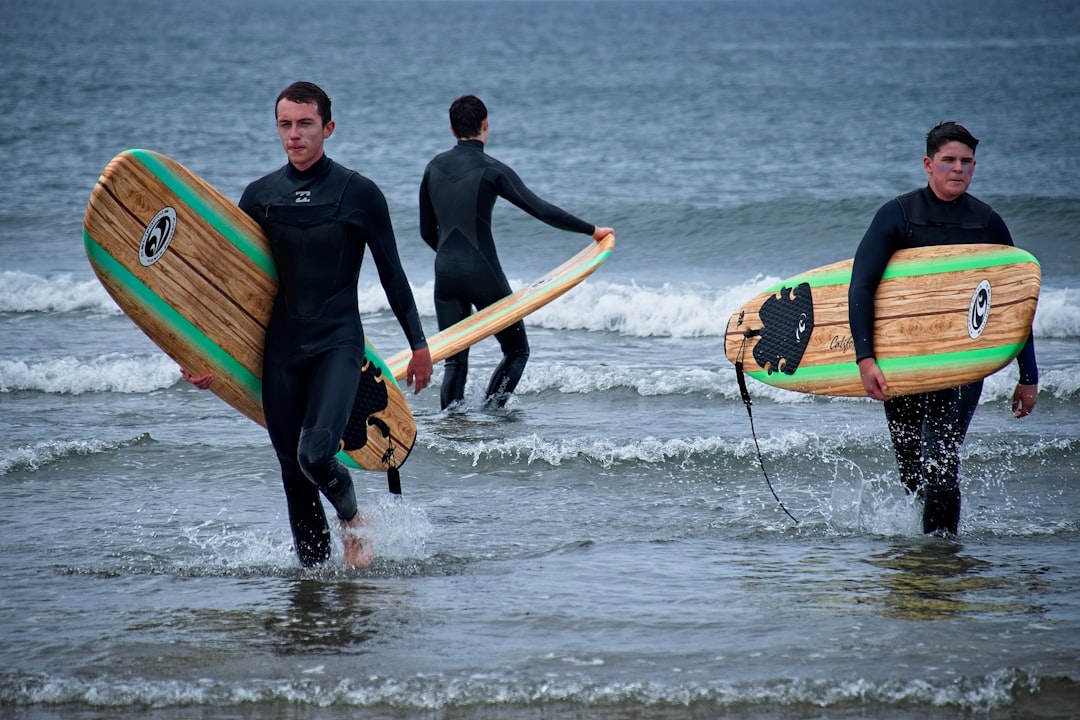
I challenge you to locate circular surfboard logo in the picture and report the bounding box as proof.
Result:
[139,207,177,266]
[968,279,992,339]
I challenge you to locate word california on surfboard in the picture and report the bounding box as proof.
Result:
[725,244,1040,397]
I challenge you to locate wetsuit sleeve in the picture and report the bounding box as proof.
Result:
[848,200,906,362]
[986,211,1014,246]
[238,183,261,224]
[344,177,428,351]
[1015,335,1038,384]
[418,167,439,252]
[493,163,595,236]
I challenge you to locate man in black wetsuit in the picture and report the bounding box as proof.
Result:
[848,121,1038,535]
[185,82,432,567]
[418,94,613,410]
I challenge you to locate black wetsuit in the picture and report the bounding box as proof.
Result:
[849,186,1038,534]
[240,155,426,566]
[419,139,594,410]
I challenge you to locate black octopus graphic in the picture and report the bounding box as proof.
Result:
[752,282,815,376]
[340,359,392,452]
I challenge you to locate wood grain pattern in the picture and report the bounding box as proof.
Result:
[725,245,1040,397]
[385,233,614,379]
[83,149,415,472]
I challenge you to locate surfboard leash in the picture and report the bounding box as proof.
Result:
[386,464,402,496]
[368,417,402,495]
[734,332,799,525]
[383,435,402,496]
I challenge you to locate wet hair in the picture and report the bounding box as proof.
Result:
[449,95,487,139]
[926,121,979,157]
[276,81,332,126]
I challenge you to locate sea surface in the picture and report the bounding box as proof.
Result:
[2,0,1078,718]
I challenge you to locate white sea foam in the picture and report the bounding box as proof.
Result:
[0,270,118,314]
[0,435,149,475]
[362,276,1080,341]
[423,428,863,470]
[1032,287,1080,338]
[0,354,179,394]
[1,665,1035,713]
[3,342,1074,405]
[516,358,1079,403]
[9,271,1076,343]
[358,276,778,338]
[981,364,1080,402]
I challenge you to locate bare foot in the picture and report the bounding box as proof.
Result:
[340,511,374,568]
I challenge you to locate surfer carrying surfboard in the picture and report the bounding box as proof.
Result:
[848,121,1039,535]
[419,94,613,410]
[185,82,433,568]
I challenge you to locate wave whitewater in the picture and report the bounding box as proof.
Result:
[9,271,1077,339]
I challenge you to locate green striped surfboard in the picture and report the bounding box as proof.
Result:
[725,244,1040,397]
[83,149,414,473]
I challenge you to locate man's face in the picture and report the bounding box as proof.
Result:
[924,140,976,202]
[276,99,333,171]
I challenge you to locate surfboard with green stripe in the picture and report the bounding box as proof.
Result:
[725,244,1040,397]
[385,233,615,379]
[83,149,415,474]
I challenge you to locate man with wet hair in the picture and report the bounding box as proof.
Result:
[419,94,613,410]
[849,121,1038,535]
[186,81,432,567]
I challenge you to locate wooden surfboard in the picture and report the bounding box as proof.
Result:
[725,244,1040,397]
[83,149,415,474]
[385,233,615,379]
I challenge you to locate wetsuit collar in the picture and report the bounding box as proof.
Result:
[923,183,966,206]
[457,139,485,151]
[287,153,332,180]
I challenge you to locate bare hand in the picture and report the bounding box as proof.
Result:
[1011,383,1038,418]
[592,226,614,242]
[857,357,889,401]
[406,346,433,394]
[180,367,214,390]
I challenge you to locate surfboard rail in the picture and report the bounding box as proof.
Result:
[385,233,615,380]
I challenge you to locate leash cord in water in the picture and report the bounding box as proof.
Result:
[735,332,799,525]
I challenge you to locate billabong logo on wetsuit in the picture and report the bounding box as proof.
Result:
[752,282,815,375]
[138,207,177,267]
[968,279,992,339]
[294,191,311,203]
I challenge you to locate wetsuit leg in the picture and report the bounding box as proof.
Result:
[919,380,983,534]
[280,470,331,566]
[483,320,530,408]
[434,236,526,409]
[434,287,473,410]
[296,345,364,522]
[885,382,982,534]
[884,393,927,495]
[263,353,331,566]
[440,348,470,410]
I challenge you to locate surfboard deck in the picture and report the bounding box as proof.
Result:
[83,149,415,473]
[725,244,1040,397]
[385,233,615,379]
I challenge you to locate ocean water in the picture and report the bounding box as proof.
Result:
[2,0,1079,718]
